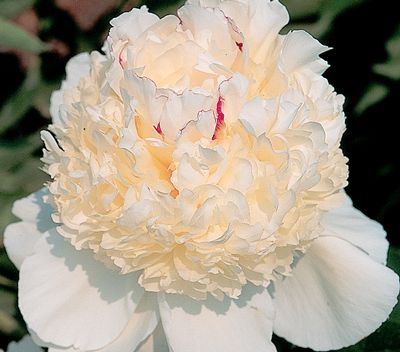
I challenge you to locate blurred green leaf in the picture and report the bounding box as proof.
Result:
[0,136,43,170]
[148,0,185,16]
[373,24,400,81]
[33,81,59,118]
[280,0,322,20]
[386,30,400,59]
[373,60,400,80]
[282,0,366,39]
[0,60,41,134]
[0,16,47,53]
[354,83,389,115]
[320,0,364,17]
[0,0,36,18]
[0,157,46,195]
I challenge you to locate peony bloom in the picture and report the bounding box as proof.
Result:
[3,0,399,351]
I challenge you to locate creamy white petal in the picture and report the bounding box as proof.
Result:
[321,195,389,264]
[19,229,144,351]
[4,189,53,269]
[218,0,289,63]
[11,188,52,223]
[4,222,44,270]
[109,6,159,44]
[239,97,275,137]
[50,53,91,126]
[272,236,399,351]
[279,30,330,74]
[158,284,276,352]
[136,323,169,352]
[95,293,159,352]
[7,335,42,352]
[160,90,214,140]
[47,294,158,352]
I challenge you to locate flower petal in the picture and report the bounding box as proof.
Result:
[218,0,289,63]
[19,228,144,351]
[158,284,276,352]
[95,293,159,352]
[272,236,399,351]
[50,53,91,126]
[4,222,44,270]
[136,323,169,352]
[109,6,159,44]
[321,196,389,264]
[11,188,52,224]
[46,293,158,352]
[279,30,330,74]
[4,189,53,269]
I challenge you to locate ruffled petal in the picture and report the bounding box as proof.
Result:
[321,195,389,264]
[158,284,276,352]
[4,188,53,269]
[109,6,159,44]
[272,236,399,351]
[19,229,144,351]
[50,53,91,126]
[279,30,330,74]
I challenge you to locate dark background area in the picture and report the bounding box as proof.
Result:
[0,0,399,350]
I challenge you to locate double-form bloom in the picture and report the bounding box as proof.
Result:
[4,0,399,351]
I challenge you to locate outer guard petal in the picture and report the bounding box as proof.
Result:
[136,323,169,352]
[158,284,276,352]
[4,188,53,269]
[19,229,144,351]
[273,236,399,351]
[321,196,389,264]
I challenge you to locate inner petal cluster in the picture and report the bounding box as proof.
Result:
[43,1,348,300]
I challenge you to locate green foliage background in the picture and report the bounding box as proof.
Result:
[0,0,399,350]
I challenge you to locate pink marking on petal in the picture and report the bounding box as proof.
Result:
[236,41,243,52]
[154,122,163,136]
[118,51,125,68]
[212,96,225,140]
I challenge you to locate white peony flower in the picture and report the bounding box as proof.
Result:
[3,0,399,351]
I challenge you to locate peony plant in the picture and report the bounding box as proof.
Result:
[3,0,399,351]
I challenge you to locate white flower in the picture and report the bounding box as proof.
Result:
[3,0,399,351]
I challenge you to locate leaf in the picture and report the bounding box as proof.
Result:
[373,24,400,81]
[0,60,41,134]
[280,0,322,20]
[0,16,47,53]
[0,157,47,195]
[0,137,43,172]
[320,0,364,18]
[33,80,60,118]
[0,0,36,18]
[282,0,367,39]
[354,83,389,115]
[373,60,400,80]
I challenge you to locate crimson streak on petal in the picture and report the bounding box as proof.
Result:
[212,96,225,140]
